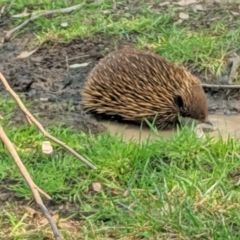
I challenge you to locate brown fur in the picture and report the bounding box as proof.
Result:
[81,47,210,130]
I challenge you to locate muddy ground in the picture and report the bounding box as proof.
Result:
[0,34,132,134]
[1,3,240,135]
[1,33,240,135]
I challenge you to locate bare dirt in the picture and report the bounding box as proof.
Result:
[0,34,137,134]
[1,33,240,135]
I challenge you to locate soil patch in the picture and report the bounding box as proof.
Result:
[1,0,240,134]
[1,33,240,135]
[0,34,137,134]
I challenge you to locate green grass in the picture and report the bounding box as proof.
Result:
[2,0,240,239]
[2,0,240,76]
[1,95,240,239]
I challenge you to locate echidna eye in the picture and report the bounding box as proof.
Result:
[174,95,184,108]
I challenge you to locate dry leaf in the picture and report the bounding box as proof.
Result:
[179,12,189,19]
[1,6,5,14]
[0,192,12,201]
[12,7,30,18]
[23,206,38,217]
[176,0,197,6]
[39,98,49,102]
[111,189,120,196]
[123,190,129,197]
[102,10,111,14]
[39,213,59,226]
[41,141,53,154]
[193,4,205,11]
[175,19,183,25]
[92,182,102,192]
[159,1,170,6]
[39,214,78,232]
[69,62,90,68]
[59,221,78,232]
[23,147,33,152]
[231,11,240,16]
[187,31,193,37]
[12,12,31,18]
[16,48,38,59]
[235,177,240,186]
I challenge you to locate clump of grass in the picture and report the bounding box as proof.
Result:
[1,95,240,239]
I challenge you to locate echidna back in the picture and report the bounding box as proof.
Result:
[81,47,208,130]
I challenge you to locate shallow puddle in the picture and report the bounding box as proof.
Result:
[208,114,240,140]
[100,120,171,142]
[100,114,240,142]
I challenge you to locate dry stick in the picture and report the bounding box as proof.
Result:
[0,126,61,240]
[0,72,97,170]
[202,83,240,89]
[4,3,85,41]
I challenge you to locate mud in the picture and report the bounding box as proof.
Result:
[0,34,137,134]
[1,33,240,136]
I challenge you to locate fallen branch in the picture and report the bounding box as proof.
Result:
[0,126,61,240]
[4,3,85,41]
[202,83,240,89]
[0,72,97,170]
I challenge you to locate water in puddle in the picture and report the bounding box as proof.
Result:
[99,114,240,142]
[209,114,240,140]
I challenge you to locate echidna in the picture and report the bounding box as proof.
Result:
[81,47,211,130]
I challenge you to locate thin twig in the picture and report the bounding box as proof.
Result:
[0,126,61,240]
[202,83,240,89]
[66,55,69,73]
[4,3,85,41]
[0,72,97,170]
